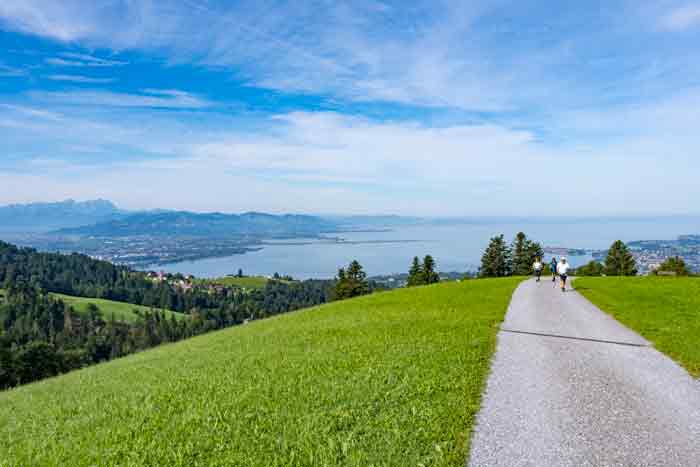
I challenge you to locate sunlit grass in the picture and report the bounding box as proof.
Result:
[576,276,700,377]
[0,278,520,466]
[52,293,187,323]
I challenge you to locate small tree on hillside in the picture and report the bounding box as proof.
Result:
[480,235,511,277]
[576,260,604,276]
[511,232,544,275]
[604,240,638,276]
[334,260,370,300]
[423,255,440,284]
[511,232,531,276]
[407,256,425,286]
[656,256,690,276]
[527,241,544,267]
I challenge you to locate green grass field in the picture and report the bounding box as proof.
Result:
[576,276,700,377]
[196,275,277,289]
[0,278,521,467]
[52,293,187,323]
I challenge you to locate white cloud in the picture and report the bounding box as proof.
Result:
[30,89,213,109]
[45,52,127,67]
[0,104,64,122]
[659,5,700,31]
[0,63,26,77]
[46,74,116,84]
[1,99,699,215]
[0,0,538,111]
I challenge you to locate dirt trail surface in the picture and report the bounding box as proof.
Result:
[469,279,700,467]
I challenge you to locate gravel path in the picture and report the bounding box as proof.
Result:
[468,278,700,467]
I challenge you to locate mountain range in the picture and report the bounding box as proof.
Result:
[55,211,340,238]
[0,199,425,239]
[0,199,123,233]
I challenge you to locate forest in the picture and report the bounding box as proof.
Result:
[0,241,334,389]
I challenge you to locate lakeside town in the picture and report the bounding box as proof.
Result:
[593,235,700,274]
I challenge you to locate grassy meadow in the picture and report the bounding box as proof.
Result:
[52,293,187,323]
[0,278,521,467]
[576,276,700,377]
[196,275,279,290]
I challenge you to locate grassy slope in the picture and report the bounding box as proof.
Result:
[196,275,274,289]
[52,293,186,323]
[0,278,521,467]
[576,276,700,377]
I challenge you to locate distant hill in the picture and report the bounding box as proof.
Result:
[54,211,340,238]
[0,199,123,233]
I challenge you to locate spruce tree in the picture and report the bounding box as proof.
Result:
[335,261,370,299]
[407,256,425,286]
[334,268,349,300]
[480,234,511,277]
[604,240,638,276]
[511,232,529,275]
[656,256,690,276]
[423,255,440,284]
[527,241,544,267]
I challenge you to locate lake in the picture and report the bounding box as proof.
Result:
[159,217,700,279]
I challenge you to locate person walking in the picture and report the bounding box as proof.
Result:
[550,257,558,282]
[557,257,571,292]
[533,257,543,282]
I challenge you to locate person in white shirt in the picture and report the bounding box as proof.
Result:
[533,258,543,282]
[556,257,571,292]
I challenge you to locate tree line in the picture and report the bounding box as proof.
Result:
[0,241,335,390]
[479,232,544,277]
[480,234,688,278]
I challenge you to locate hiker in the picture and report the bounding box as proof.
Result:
[550,257,558,282]
[533,257,543,282]
[557,257,571,292]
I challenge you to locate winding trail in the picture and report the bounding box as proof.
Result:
[469,278,700,467]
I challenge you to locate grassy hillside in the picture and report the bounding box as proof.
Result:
[0,278,521,467]
[52,293,187,323]
[196,275,275,290]
[576,276,700,377]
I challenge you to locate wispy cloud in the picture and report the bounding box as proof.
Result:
[0,104,64,122]
[45,52,127,67]
[0,63,26,77]
[46,74,116,84]
[2,0,699,114]
[659,5,700,31]
[30,89,213,109]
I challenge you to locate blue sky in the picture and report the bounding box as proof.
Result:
[1,0,700,216]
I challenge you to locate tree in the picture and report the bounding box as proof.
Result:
[334,261,370,300]
[346,260,370,297]
[604,240,638,276]
[237,269,244,278]
[655,256,690,276]
[511,232,530,276]
[511,232,544,276]
[480,235,511,277]
[423,255,440,284]
[576,260,604,276]
[407,257,425,286]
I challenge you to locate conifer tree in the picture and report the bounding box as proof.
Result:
[511,232,544,275]
[656,256,690,276]
[511,232,530,275]
[334,261,370,299]
[423,255,440,284]
[407,256,425,286]
[604,240,638,276]
[480,234,511,277]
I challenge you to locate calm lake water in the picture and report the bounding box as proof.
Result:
[160,218,700,279]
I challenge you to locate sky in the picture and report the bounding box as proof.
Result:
[1,0,700,216]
